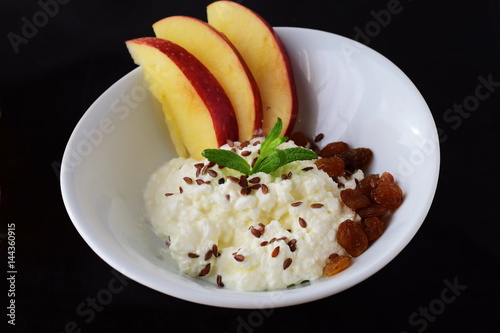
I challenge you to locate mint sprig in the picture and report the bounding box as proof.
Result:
[201,118,318,176]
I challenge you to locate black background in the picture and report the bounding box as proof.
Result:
[1,0,499,332]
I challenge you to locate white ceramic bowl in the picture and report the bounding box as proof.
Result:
[61,27,439,308]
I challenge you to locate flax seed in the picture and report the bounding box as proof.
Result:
[241,150,251,157]
[251,157,258,167]
[198,263,211,276]
[283,258,293,270]
[188,252,199,258]
[250,226,261,238]
[205,250,213,261]
[249,177,260,184]
[314,133,324,142]
[238,175,248,188]
[240,141,250,148]
[253,140,261,146]
[233,254,245,262]
[260,241,269,246]
[217,275,224,288]
[302,166,314,171]
[207,161,216,168]
[212,244,220,257]
[299,217,307,228]
[164,193,174,197]
[208,170,218,177]
[311,203,324,208]
[271,246,280,258]
[195,163,204,177]
[179,186,183,194]
[240,188,251,195]
[291,202,303,207]
[226,194,231,201]
[228,176,240,183]
[201,164,209,175]
[250,184,261,190]
[227,139,235,147]
[261,184,269,194]
[196,179,205,185]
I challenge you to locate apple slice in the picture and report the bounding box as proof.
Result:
[153,16,263,142]
[125,37,238,159]
[207,1,298,137]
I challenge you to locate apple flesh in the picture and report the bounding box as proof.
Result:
[153,16,263,142]
[125,37,238,159]
[207,0,298,137]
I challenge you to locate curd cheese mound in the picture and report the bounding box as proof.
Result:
[144,138,363,291]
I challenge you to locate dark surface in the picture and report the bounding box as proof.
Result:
[1,0,499,332]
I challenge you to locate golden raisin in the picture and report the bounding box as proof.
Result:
[323,254,352,276]
[288,132,317,151]
[361,217,385,242]
[318,141,349,158]
[356,174,380,198]
[372,183,403,210]
[340,188,371,210]
[315,156,345,177]
[356,204,388,218]
[339,148,373,172]
[337,220,368,257]
[378,171,394,184]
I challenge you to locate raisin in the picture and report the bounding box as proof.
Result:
[288,132,317,151]
[337,219,368,257]
[340,188,371,210]
[356,174,380,198]
[315,156,345,177]
[323,254,352,276]
[318,141,349,158]
[372,182,403,210]
[361,217,385,242]
[339,148,373,172]
[356,204,388,218]
[378,172,394,184]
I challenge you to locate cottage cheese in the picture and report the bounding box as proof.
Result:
[144,138,363,291]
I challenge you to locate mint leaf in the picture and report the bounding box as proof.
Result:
[201,149,251,175]
[201,118,318,177]
[252,148,318,174]
[252,118,287,172]
[280,147,319,165]
[260,118,285,153]
[252,149,286,174]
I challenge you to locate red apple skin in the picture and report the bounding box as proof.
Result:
[128,37,238,149]
[207,1,298,137]
[153,16,263,141]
